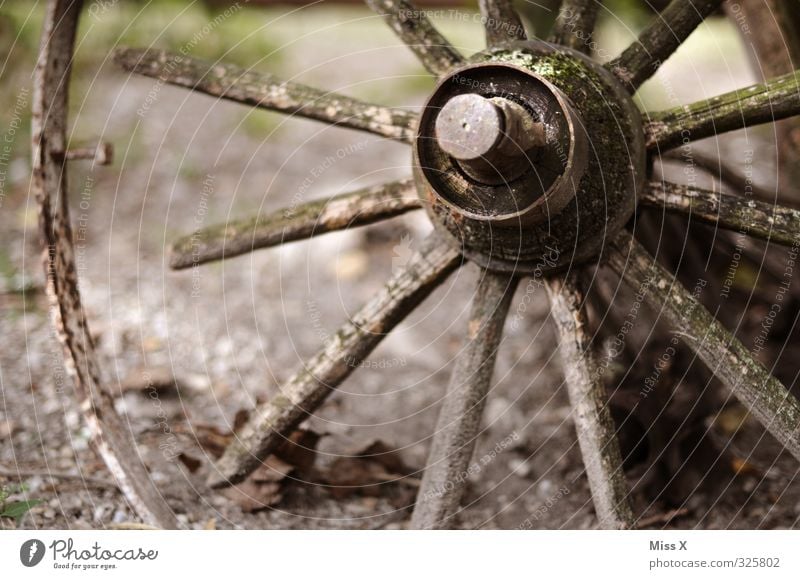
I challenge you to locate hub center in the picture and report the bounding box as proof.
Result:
[413,41,646,275]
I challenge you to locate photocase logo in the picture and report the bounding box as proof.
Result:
[392,233,415,273]
[19,539,46,567]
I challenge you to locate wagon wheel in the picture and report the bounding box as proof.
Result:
[34,0,800,529]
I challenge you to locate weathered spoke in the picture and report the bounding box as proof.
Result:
[549,0,599,54]
[645,70,800,150]
[169,179,421,270]
[478,0,527,47]
[208,233,463,488]
[545,272,634,529]
[114,47,417,143]
[411,270,518,529]
[365,0,464,77]
[640,180,800,247]
[608,231,800,462]
[607,0,724,91]
[33,0,177,528]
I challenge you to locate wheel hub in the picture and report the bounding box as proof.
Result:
[414,41,646,275]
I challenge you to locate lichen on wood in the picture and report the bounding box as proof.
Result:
[608,231,800,463]
[113,47,417,143]
[640,180,800,247]
[169,179,422,269]
[545,272,635,530]
[411,270,518,529]
[365,0,464,77]
[645,69,800,150]
[208,233,463,488]
[607,0,724,91]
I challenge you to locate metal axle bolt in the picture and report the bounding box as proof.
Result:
[434,93,546,184]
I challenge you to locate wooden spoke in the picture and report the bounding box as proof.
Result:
[208,233,463,488]
[411,271,518,529]
[640,180,800,247]
[169,179,421,270]
[608,231,800,462]
[32,0,177,529]
[661,149,773,202]
[607,0,724,91]
[113,47,417,143]
[545,273,634,529]
[365,0,464,77]
[549,0,599,54]
[478,0,527,47]
[645,70,800,151]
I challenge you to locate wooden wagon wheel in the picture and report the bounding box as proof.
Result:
[33,0,800,529]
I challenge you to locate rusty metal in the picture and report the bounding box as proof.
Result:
[435,93,546,185]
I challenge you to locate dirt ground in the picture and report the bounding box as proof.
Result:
[2,4,800,530]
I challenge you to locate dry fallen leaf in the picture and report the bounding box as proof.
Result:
[324,439,416,500]
[222,456,294,512]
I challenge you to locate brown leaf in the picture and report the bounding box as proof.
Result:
[274,429,323,472]
[119,366,178,395]
[177,453,202,474]
[324,440,415,499]
[222,480,283,513]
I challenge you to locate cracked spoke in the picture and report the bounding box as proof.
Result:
[365,0,464,77]
[607,0,724,91]
[208,233,463,488]
[640,180,800,247]
[411,270,518,529]
[608,231,800,463]
[169,179,421,270]
[114,47,417,142]
[645,70,800,150]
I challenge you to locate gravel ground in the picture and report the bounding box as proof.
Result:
[2,5,799,530]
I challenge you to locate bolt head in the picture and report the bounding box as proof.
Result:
[434,94,503,161]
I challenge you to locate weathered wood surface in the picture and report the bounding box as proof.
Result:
[645,69,800,151]
[607,0,724,91]
[640,180,800,247]
[549,0,599,54]
[411,270,517,529]
[32,0,177,528]
[478,0,527,47]
[608,231,800,462]
[545,273,634,529]
[169,179,422,269]
[208,233,463,488]
[365,0,464,77]
[114,47,417,142]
